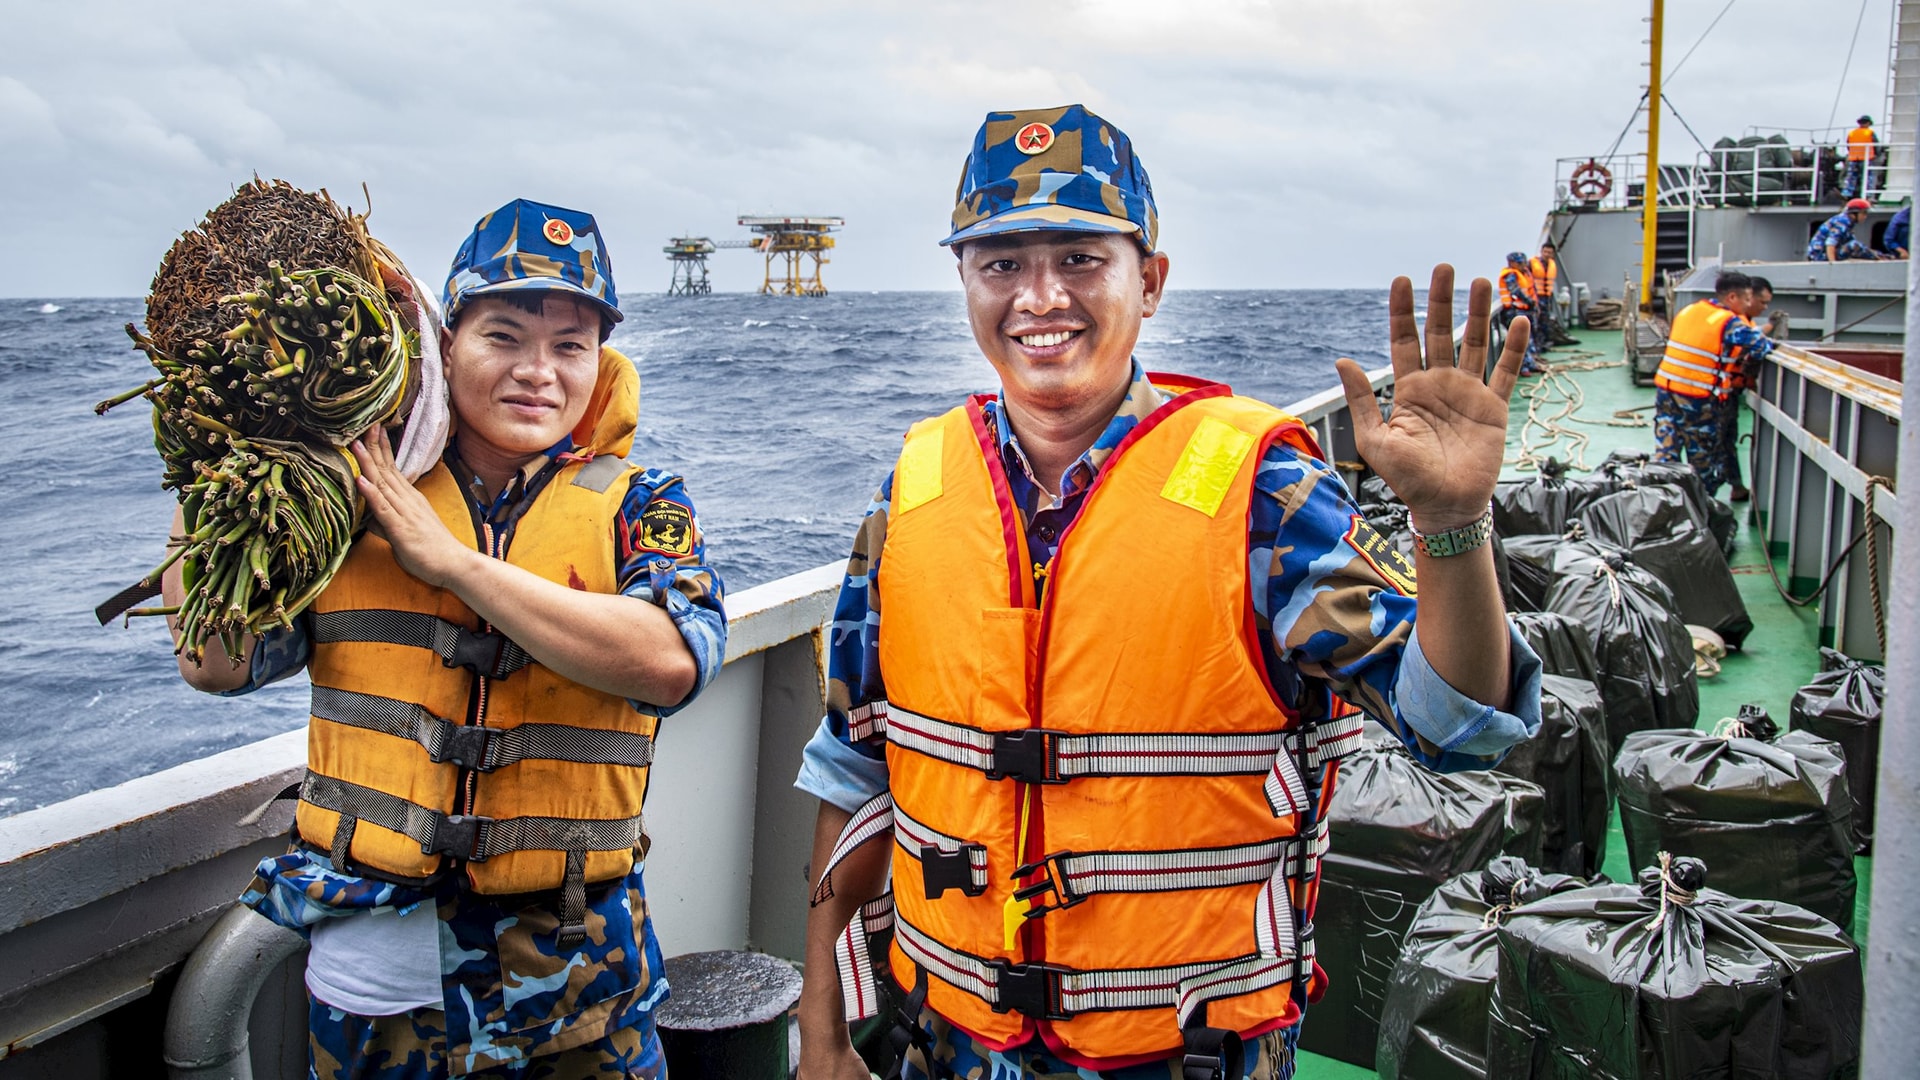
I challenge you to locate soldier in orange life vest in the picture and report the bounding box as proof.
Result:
[1497,252,1542,374]
[164,200,727,1078]
[1529,242,1569,347]
[1653,269,1775,498]
[792,105,1544,1080]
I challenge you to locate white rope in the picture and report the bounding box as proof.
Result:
[1505,351,1644,473]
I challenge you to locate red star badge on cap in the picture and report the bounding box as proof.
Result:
[1015,122,1055,156]
[543,218,575,245]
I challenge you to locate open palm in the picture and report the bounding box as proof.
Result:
[1335,265,1527,529]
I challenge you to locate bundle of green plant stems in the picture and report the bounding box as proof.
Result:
[98,179,421,663]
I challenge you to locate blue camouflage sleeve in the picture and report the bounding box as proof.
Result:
[1722,316,1775,363]
[616,468,727,716]
[1252,443,1540,771]
[792,476,893,812]
[215,620,312,697]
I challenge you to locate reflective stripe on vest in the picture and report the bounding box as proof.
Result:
[867,379,1345,1063]
[1655,300,1743,400]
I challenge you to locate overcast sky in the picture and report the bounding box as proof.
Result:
[0,0,1898,296]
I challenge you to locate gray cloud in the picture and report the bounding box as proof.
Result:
[0,0,1896,297]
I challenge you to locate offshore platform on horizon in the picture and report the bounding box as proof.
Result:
[662,215,845,296]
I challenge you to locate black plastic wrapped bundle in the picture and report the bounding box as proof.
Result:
[1598,449,1738,556]
[1613,707,1856,933]
[1375,857,1592,1080]
[1492,458,1614,536]
[1496,674,1611,877]
[1577,485,1752,647]
[1790,647,1886,852]
[1508,610,1600,683]
[1544,548,1699,748]
[1299,741,1545,1068]
[1503,534,1624,613]
[1487,856,1862,1079]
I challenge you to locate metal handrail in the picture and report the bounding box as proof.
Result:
[162,905,306,1080]
[1555,140,1914,211]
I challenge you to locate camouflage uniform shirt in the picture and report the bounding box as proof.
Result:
[234,436,726,1076]
[794,364,1544,1076]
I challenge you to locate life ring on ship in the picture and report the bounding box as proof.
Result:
[1570,159,1613,202]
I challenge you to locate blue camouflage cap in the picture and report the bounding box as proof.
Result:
[941,104,1158,252]
[444,199,623,325]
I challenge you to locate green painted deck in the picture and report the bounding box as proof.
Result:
[1291,328,1868,1079]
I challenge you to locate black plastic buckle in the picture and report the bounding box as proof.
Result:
[920,844,986,899]
[988,960,1069,1020]
[986,729,1064,784]
[1012,851,1085,917]
[424,814,494,861]
[431,724,499,771]
[445,627,510,678]
[1180,1024,1243,1080]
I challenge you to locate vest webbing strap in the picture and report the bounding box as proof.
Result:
[312,610,535,679]
[879,705,1365,779]
[895,801,990,898]
[891,910,1311,1021]
[1014,821,1328,912]
[836,895,897,1022]
[310,687,654,772]
[300,773,645,861]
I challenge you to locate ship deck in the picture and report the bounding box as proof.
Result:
[1296,326,1871,1079]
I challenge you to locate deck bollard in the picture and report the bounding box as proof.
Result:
[655,950,803,1079]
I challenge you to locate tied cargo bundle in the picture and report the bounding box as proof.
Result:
[1790,647,1886,853]
[1544,546,1699,748]
[1576,485,1751,647]
[1495,674,1611,877]
[1488,856,1862,1080]
[1374,856,1594,1080]
[1299,736,1544,1070]
[1613,706,1857,933]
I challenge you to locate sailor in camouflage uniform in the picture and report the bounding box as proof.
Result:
[169,201,728,1079]
[789,106,1543,1080]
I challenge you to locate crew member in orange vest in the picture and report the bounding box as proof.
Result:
[1529,242,1569,347]
[792,105,1543,1080]
[1843,115,1878,200]
[1653,269,1776,498]
[1497,252,1543,373]
[162,201,728,1077]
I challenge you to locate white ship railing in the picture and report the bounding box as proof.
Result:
[1554,141,1915,213]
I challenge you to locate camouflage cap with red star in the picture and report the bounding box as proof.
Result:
[942,104,1158,252]
[443,199,623,326]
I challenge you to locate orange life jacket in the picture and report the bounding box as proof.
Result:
[866,377,1358,1067]
[1528,256,1558,300]
[1655,300,1744,400]
[1849,126,1876,163]
[295,347,658,895]
[1498,267,1534,310]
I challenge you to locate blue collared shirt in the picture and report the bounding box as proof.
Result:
[795,364,1543,814]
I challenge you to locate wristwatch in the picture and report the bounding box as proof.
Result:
[1410,507,1495,558]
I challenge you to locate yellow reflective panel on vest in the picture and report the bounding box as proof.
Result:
[1160,416,1256,517]
[895,424,945,515]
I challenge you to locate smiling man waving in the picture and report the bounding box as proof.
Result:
[791,106,1542,1080]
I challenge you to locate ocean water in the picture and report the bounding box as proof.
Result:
[0,290,1395,816]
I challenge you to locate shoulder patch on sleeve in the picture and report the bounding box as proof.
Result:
[633,500,695,557]
[1345,516,1418,596]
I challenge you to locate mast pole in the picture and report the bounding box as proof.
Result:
[1639,0,1664,311]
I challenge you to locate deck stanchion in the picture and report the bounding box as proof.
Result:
[1859,159,1920,1076]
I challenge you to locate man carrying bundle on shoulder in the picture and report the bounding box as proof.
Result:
[791,105,1542,1080]
[165,199,726,1079]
